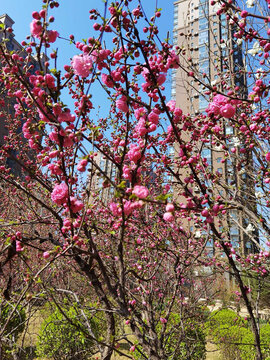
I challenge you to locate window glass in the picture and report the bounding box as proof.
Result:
[199,17,208,30]
[199,60,209,74]
[199,30,209,45]
[217,167,223,174]
[199,45,208,60]
[201,148,211,159]
[231,235,239,248]
[230,226,239,235]
[199,4,209,17]
[199,95,208,110]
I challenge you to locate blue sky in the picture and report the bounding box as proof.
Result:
[1,0,174,113]
[1,0,174,64]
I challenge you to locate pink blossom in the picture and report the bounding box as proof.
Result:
[51,182,69,205]
[77,159,88,172]
[213,94,227,105]
[101,73,114,88]
[71,54,92,78]
[220,104,236,118]
[201,209,209,217]
[58,109,75,123]
[134,107,147,120]
[123,201,133,215]
[166,100,176,112]
[116,96,129,113]
[127,144,141,163]
[70,197,84,213]
[163,212,174,222]
[43,251,50,259]
[157,73,166,85]
[30,19,43,38]
[134,118,147,136]
[44,74,56,88]
[110,202,120,216]
[133,185,149,199]
[160,317,167,324]
[47,30,59,43]
[166,203,175,212]
[166,50,179,69]
[49,131,59,143]
[207,102,220,116]
[265,153,270,161]
[16,240,24,252]
[148,111,159,124]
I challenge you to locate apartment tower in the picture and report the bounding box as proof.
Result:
[172,0,256,255]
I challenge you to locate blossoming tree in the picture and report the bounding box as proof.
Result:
[0,0,269,359]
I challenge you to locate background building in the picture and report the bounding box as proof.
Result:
[172,0,257,255]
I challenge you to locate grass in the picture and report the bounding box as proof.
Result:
[14,307,222,360]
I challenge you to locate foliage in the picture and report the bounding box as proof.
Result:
[0,301,26,359]
[133,311,206,360]
[0,302,26,341]
[206,309,270,360]
[36,302,106,360]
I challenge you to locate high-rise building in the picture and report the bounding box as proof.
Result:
[172,0,257,255]
[0,14,45,176]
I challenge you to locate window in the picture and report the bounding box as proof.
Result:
[229,210,238,220]
[231,235,239,248]
[230,226,239,235]
[217,167,223,174]
[246,241,251,249]
[199,30,209,45]
[226,126,234,135]
[199,45,208,60]
[199,17,208,30]
[201,148,211,160]
[199,95,209,110]
[100,159,105,171]
[199,4,209,17]
[199,60,209,74]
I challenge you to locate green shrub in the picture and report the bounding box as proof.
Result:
[205,308,247,334]
[133,312,206,360]
[0,302,26,341]
[36,303,106,360]
[206,309,270,360]
[0,302,26,359]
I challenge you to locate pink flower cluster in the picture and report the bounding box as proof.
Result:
[30,19,59,43]
[207,95,236,119]
[51,183,83,213]
[77,159,88,172]
[132,185,149,199]
[127,144,142,163]
[71,54,93,78]
[51,182,68,205]
[116,96,129,113]
[163,203,175,222]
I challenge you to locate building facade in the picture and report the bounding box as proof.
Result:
[172,0,256,255]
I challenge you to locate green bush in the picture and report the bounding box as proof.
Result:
[36,303,106,360]
[0,302,26,341]
[133,312,206,360]
[0,302,26,359]
[206,309,270,360]
[206,308,247,333]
